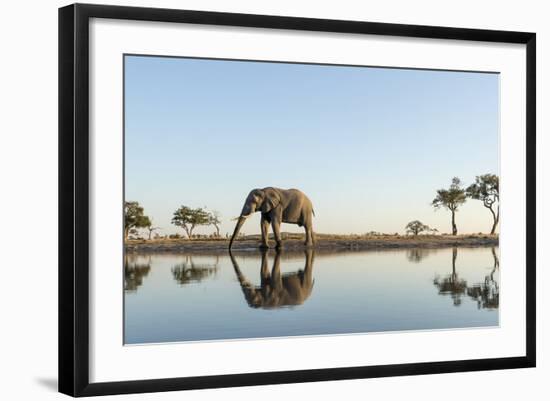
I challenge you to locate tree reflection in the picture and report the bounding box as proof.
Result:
[407,248,432,263]
[124,254,151,292]
[433,247,467,306]
[434,247,500,309]
[229,249,315,309]
[171,255,219,285]
[467,247,500,309]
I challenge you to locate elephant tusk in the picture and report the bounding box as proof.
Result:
[232,214,252,221]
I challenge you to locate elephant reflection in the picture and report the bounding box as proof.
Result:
[467,247,499,309]
[124,254,151,292]
[433,247,467,306]
[229,249,315,309]
[171,255,219,285]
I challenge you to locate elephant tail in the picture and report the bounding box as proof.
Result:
[312,209,315,217]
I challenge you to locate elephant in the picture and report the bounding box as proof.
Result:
[229,187,315,249]
[229,249,315,309]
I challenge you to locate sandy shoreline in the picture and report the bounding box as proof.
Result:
[125,234,498,254]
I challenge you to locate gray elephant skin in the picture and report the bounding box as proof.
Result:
[229,187,315,249]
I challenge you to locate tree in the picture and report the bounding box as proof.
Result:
[171,206,210,238]
[140,216,152,238]
[466,174,500,234]
[124,201,150,240]
[431,177,467,236]
[144,219,160,240]
[207,210,221,237]
[405,220,433,236]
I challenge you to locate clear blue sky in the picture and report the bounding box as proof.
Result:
[124,55,499,236]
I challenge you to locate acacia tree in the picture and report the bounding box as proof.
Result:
[466,174,500,234]
[405,220,433,236]
[124,201,150,240]
[432,177,467,236]
[207,210,222,237]
[144,219,160,240]
[171,206,210,238]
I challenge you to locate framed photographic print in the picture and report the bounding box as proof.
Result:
[58,3,536,397]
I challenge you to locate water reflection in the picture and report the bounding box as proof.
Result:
[125,247,500,343]
[229,249,315,309]
[124,254,151,292]
[433,248,467,306]
[171,255,219,285]
[433,247,499,309]
[467,247,500,309]
[407,248,432,263]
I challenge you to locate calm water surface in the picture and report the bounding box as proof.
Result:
[124,247,499,344]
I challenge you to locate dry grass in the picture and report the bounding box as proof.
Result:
[127,232,496,243]
[126,233,499,253]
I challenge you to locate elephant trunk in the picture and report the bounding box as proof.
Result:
[229,216,247,249]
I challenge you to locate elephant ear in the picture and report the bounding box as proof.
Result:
[261,188,281,213]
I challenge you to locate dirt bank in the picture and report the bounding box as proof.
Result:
[125,234,498,254]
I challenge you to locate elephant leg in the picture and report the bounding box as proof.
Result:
[305,224,314,246]
[260,248,270,286]
[260,216,270,249]
[303,248,314,288]
[271,250,283,291]
[271,218,282,248]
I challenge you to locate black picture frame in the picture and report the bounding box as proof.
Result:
[59,3,536,397]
